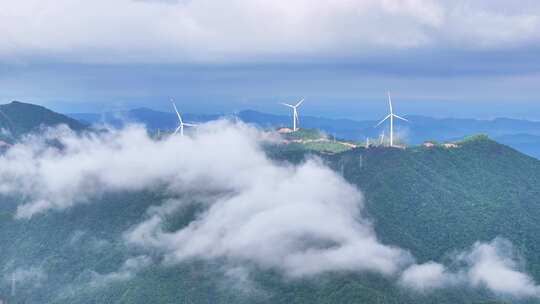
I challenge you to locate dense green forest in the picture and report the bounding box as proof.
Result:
[0,101,86,143]
[0,102,539,303]
[0,135,537,303]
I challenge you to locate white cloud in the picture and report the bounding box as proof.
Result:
[461,238,540,297]
[90,255,152,286]
[0,121,272,218]
[399,238,540,298]
[6,266,47,289]
[399,262,455,292]
[221,266,267,296]
[0,120,411,277]
[0,0,539,64]
[125,157,412,277]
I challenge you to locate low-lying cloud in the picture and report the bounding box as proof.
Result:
[0,121,412,277]
[0,122,272,218]
[0,121,539,298]
[5,266,47,291]
[125,158,411,277]
[90,255,152,287]
[463,238,540,297]
[400,238,540,298]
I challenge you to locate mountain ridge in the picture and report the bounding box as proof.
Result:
[0,101,87,143]
[67,107,540,158]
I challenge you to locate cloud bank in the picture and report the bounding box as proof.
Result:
[2,0,540,64]
[125,158,411,277]
[0,121,539,298]
[5,266,47,292]
[400,238,540,298]
[0,120,411,276]
[89,255,153,287]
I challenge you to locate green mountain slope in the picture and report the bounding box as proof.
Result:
[0,130,539,303]
[332,136,540,269]
[275,135,540,268]
[0,101,86,142]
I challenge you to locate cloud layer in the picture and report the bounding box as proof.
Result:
[2,0,540,64]
[1,121,539,298]
[125,157,411,277]
[400,238,540,298]
[0,120,412,276]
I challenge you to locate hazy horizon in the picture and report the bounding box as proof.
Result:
[1,63,539,121]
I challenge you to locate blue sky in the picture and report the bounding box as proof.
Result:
[1,0,540,120]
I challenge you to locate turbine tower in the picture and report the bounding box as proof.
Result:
[281,98,304,131]
[172,101,196,136]
[376,92,408,147]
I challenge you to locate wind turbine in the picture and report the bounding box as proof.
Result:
[172,101,196,136]
[376,92,408,147]
[281,98,304,131]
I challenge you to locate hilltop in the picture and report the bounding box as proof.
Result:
[67,108,540,159]
[0,126,537,303]
[0,101,86,143]
[278,128,359,154]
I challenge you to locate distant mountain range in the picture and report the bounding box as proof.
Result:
[0,100,539,158]
[67,107,540,159]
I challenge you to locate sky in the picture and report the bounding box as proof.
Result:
[1,0,540,119]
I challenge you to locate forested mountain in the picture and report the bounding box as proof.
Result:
[0,101,86,143]
[0,132,540,303]
[2,103,540,303]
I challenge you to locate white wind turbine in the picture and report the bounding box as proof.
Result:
[281,98,304,131]
[376,92,408,147]
[172,101,196,136]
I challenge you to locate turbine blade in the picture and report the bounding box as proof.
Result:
[281,103,294,108]
[387,91,393,114]
[393,114,408,122]
[183,123,197,127]
[172,102,183,124]
[295,98,304,108]
[375,114,391,127]
[174,125,182,135]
